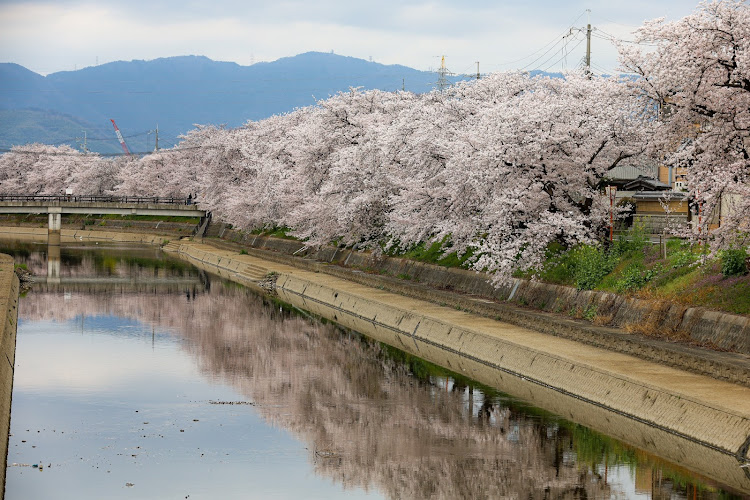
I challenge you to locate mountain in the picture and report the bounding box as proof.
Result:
[0,53,456,153]
[0,109,120,154]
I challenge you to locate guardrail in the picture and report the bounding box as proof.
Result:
[0,195,193,205]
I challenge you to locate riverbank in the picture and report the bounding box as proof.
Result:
[1,226,749,493]
[0,254,19,500]
[206,229,750,355]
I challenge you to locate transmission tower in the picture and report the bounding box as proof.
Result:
[76,131,89,153]
[435,55,452,92]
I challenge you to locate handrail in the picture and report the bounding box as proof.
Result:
[0,194,195,205]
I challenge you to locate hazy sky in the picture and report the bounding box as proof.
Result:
[1,0,698,76]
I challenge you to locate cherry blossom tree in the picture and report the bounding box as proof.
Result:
[384,73,651,280]
[0,63,656,283]
[279,89,417,247]
[619,0,750,251]
[0,144,110,195]
[221,111,309,230]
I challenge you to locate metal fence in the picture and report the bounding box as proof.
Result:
[0,195,192,205]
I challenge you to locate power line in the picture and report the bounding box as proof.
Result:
[519,36,570,71]
[493,10,589,70]
[591,62,615,76]
[540,37,586,72]
[527,31,582,72]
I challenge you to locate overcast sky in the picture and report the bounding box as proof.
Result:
[1,0,698,76]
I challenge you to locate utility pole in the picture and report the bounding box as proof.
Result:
[154,124,159,152]
[585,23,592,73]
[476,61,480,80]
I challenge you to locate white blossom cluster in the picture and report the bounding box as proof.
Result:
[1,1,747,282]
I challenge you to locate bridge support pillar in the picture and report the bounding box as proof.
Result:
[48,208,61,246]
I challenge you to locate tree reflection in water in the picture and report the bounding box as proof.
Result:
[11,243,737,499]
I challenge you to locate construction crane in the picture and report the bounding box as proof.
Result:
[110,119,131,156]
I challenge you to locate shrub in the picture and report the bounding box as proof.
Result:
[573,245,613,290]
[611,222,649,257]
[535,242,577,284]
[671,249,695,269]
[615,265,659,293]
[721,248,748,277]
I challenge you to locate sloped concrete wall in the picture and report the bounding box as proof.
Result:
[0,255,19,499]
[274,273,750,474]
[210,231,750,354]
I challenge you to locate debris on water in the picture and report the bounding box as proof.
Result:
[208,400,255,405]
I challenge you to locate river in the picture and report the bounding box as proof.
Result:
[2,241,743,499]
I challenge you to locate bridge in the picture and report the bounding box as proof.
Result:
[0,195,207,244]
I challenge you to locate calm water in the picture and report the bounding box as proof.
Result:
[2,241,745,499]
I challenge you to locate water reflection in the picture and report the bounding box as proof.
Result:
[5,241,744,499]
[46,244,60,283]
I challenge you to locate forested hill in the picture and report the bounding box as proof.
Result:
[0,53,456,153]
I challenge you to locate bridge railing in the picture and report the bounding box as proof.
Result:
[0,194,194,205]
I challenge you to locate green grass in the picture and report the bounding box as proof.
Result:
[250,226,297,240]
[389,237,475,269]
[526,230,750,316]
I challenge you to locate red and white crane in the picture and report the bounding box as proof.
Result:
[110,119,131,156]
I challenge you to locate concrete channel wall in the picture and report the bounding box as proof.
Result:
[0,255,19,500]
[210,230,750,354]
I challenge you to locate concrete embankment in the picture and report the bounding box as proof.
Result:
[1,227,749,492]
[0,255,19,500]
[200,233,750,388]
[208,229,750,355]
[156,239,750,493]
